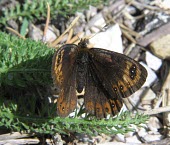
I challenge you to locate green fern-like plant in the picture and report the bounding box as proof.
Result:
[0,0,109,25]
[0,101,149,135]
[0,31,57,127]
[0,32,54,88]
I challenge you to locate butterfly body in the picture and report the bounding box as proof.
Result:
[75,48,89,93]
[52,39,147,118]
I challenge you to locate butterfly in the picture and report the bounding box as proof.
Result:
[52,38,147,118]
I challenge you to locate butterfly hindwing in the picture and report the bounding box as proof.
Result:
[84,62,123,118]
[57,84,77,117]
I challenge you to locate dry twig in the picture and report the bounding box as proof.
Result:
[50,16,80,47]
[143,106,170,116]
[42,2,50,42]
[6,27,26,40]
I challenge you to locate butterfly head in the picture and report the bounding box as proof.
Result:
[78,38,89,48]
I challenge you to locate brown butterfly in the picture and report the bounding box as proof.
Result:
[52,39,147,118]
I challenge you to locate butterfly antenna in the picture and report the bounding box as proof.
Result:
[77,35,81,41]
[88,23,110,40]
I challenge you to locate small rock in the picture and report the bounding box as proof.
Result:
[126,5,138,15]
[87,13,106,33]
[53,134,63,145]
[93,134,111,144]
[143,133,163,142]
[29,24,43,41]
[150,34,170,60]
[143,104,152,111]
[154,0,170,10]
[140,62,157,87]
[76,12,86,23]
[146,51,162,71]
[147,117,162,132]
[115,133,125,142]
[125,131,135,138]
[138,128,148,138]
[75,133,92,143]
[85,5,97,21]
[123,87,150,111]
[129,87,146,106]
[161,0,170,9]
[89,24,123,53]
[141,88,156,102]
[98,142,127,145]
[42,27,57,43]
[7,20,19,31]
[125,135,142,144]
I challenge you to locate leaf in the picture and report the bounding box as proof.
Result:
[20,18,29,37]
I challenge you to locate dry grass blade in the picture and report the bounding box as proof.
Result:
[0,132,38,144]
[42,2,50,42]
[68,32,84,44]
[143,106,170,115]
[119,23,141,38]
[131,0,162,11]
[122,29,137,44]
[6,27,26,40]
[50,16,80,47]
[113,0,134,19]
[137,22,170,47]
[0,132,33,140]
[66,28,74,43]
[0,139,39,144]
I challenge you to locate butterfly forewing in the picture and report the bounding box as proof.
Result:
[89,48,147,99]
[52,44,78,87]
[52,44,78,117]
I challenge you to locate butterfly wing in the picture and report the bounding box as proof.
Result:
[52,44,78,117]
[89,48,147,97]
[85,48,147,117]
[84,64,122,118]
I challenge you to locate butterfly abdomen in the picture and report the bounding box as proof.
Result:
[76,51,89,93]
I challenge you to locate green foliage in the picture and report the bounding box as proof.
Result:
[0,101,149,135]
[20,18,29,37]
[0,0,109,25]
[0,32,54,88]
